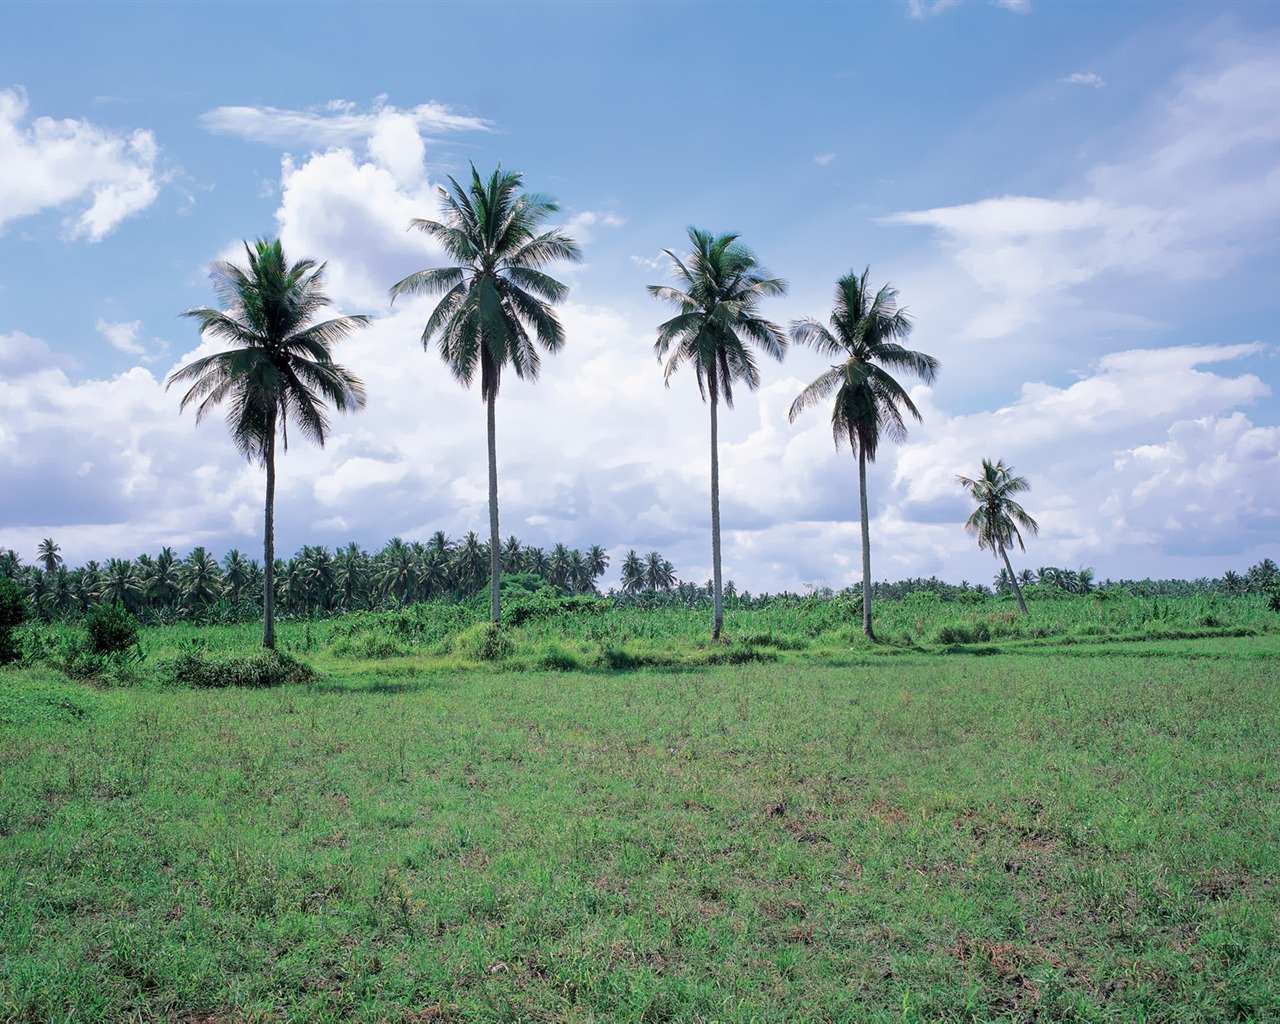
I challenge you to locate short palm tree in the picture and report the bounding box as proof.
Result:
[649,228,787,639]
[788,268,938,640]
[957,458,1039,615]
[168,238,368,649]
[391,164,581,625]
[37,538,62,574]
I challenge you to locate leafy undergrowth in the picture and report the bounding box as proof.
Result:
[2,641,1279,1021]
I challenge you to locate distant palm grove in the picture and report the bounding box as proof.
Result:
[2,538,1277,628]
[3,164,1277,641]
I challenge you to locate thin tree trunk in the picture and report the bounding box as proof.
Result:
[858,446,874,640]
[262,424,276,651]
[487,388,501,625]
[710,394,723,641]
[1000,543,1029,615]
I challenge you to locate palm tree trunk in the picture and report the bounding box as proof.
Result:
[858,446,874,640]
[1000,543,1029,615]
[262,423,276,651]
[487,387,501,625]
[710,394,724,641]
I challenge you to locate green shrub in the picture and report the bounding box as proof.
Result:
[165,649,315,688]
[0,576,28,664]
[455,623,513,662]
[536,643,582,671]
[84,603,140,655]
[506,593,605,626]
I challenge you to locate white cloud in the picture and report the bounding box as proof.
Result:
[908,0,1025,17]
[1063,71,1105,88]
[199,97,489,149]
[908,0,961,18]
[0,87,160,241]
[272,148,446,310]
[883,50,1280,344]
[814,153,835,166]
[565,210,626,244]
[95,318,145,355]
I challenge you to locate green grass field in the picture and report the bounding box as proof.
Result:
[2,598,1279,1022]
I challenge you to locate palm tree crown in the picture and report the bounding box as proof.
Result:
[788,268,938,640]
[957,458,1040,615]
[788,268,937,459]
[649,227,787,640]
[391,165,581,625]
[649,228,788,408]
[168,238,368,648]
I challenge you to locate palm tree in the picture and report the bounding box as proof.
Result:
[180,546,223,609]
[37,538,62,574]
[391,165,581,625]
[167,239,368,649]
[644,551,676,591]
[586,545,609,586]
[649,227,787,639]
[957,458,1040,615]
[788,268,938,640]
[223,549,250,604]
[620,550,645,594]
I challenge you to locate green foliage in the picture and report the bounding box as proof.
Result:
[327,602,479,659]
[454,622,513,662]
[164,648,315,688]
[505,592,605,626]
[83,602,139,655]
[0,576,28,663]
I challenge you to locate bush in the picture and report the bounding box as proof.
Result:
[165,649,315,688]
[84,603,140,655]
[0,577,28,664]
[535,643,582,671]
[455,623,513,662]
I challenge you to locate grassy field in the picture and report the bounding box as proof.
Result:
[2,616,1279,1022]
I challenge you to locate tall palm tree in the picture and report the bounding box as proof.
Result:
[649,228,787,639]
[788,268,938,640]
[167,239,368,649]
[391,165,581,625]
[957,458,1040,615]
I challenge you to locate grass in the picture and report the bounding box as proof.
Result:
[2,620,1279,1021]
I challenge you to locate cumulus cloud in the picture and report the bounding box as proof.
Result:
[95,318,145,355]
[0,87,161,241]
[814,153,835,166]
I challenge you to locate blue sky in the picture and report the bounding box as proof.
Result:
[1,0,1277,592]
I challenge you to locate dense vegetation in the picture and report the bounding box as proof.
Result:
[4,535,1277,628]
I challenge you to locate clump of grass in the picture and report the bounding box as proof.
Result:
[164,648,314,688]
[454,622,513,662]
